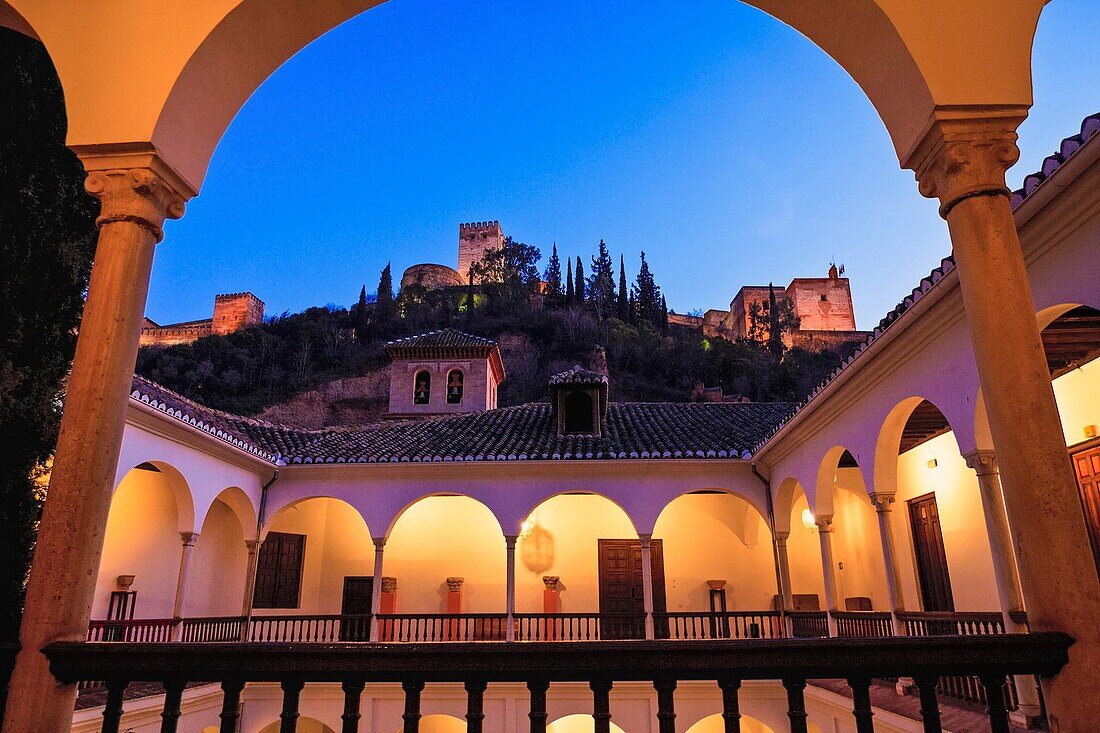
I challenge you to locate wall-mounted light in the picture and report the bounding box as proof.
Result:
[927,458,938,469]
[1085,425,1097,439]
[801,508,817,531]
[519,517,536,540]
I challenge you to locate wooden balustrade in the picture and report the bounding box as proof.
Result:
[831,611,894,638]
[655,611,784,640]
[179,616,245,642]
[514,613,644,641]
[86,618,176,643]
[46,634,1071,733]
[787,610,829,638]
[248,614,375,643]
[377,614,509,643]
[897,611,1020,711]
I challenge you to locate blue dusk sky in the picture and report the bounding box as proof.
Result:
[151,0,1100,328]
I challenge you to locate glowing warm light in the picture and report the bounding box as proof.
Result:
[520,517,536,540]
[801,508,817,531]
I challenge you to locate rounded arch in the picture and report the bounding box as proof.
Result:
[262,494,372,540]
[0,1,39,40]
[654,489,776,611]
[117,460,196,533]
[874,397,960,495]
[519,490,639,538]
[546,715,627,733]
[396,715,465,733]
[413,368,432,405]
[814,446,863,518]
[685,712,776,733]
[259,718,335,733]
[387,491,505,539]
[201,486,257,540]
[773,476,805,536]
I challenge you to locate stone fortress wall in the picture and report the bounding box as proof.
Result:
[140,292,265,347]
[457,220,504,283]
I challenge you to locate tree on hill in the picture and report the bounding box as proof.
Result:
[544,243,563,307]
[574,257,585,306]
[352,285,370,343]
[660,294,669,334]
[374,263,395,328]
[565,258,575,306]
[588,239,616,321]
[471,236,542,307]
[617,255,629,321]
[632,251,662,327]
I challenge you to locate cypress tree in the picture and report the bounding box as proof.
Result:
[767,282,784,358]
[617,255,629,321]
[353,285,369,342]
[465,267,475,321]
[565,257,575,306]
[544,243,563,307]
[588,239,615,320]
[633,251,660,325]
[660,295,669,334]
[574,257,585,306]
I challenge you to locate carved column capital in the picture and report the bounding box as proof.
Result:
[814,515,834,534]
[84,168,186,242]
[244,538,261,553]
[638,533,653,547]
[179,532,199,547]
[445,577,464,592]
[964,449,999,476]
[372,537,387,551]
[773,530,790,545]
[504,534,518,549]
[907,109,1027,218]
[869,492,897,513]
[542,576,560,591]
[380,576,398,593]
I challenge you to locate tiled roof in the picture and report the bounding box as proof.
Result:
[755,112,1100,452]
[1011,113,1100,208]
[549,365,609,386]
[385,329,497,352]
[129,375,323,463]
[286,401,792,464]
[130,376,791,464]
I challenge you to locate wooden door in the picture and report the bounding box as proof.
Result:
[908,493,955,612]
[597,539,665,639]
[340,576,373,641]
[1072,445,1100,573]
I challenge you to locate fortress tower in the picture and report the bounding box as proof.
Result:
[458,220,504,284]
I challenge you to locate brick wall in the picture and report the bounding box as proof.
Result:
[388,357,496,416]
[457,221,503,283]
[211,292,265,336]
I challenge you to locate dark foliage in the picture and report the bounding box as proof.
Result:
[0,30,98,641]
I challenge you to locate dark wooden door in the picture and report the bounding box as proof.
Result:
[1072,445,1100,573]
[597,539,666,639]
[908,493,954,612]
[340,576,373,641]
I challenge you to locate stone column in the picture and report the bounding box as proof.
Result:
[369,537,386,642]
[4,164,186,733]
[815,516,839,636]
[639,533,655,639]
[239,538,261,641]
[773,531,794,612]
[963,450,1043,722]
[169,532,199,638]
[869,493,907,634]
[911,110,1100,727]
[505,535,517,642]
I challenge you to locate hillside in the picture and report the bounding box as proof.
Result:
[135,289,847,428]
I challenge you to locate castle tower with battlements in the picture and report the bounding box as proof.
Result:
[458,220,504,283]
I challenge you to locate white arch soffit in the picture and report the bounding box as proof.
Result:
[652,488,771,534]
[773,476,812,535]
[260,494,372,541]
[112,460,197,534]
[384,492,505,540]
[516,490,640,539]
[197,486,258,540]
[874,396,967,492]
[3,1,1044,194]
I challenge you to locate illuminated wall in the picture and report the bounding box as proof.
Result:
[516,494,636,613]
[654,493,776,610]
[787,493,826,604]
[386,496,505,613]
[546,715,628,733]
[187,499,248,617]
[94,466,187,618]
[1053,357,1100,448]
[829,471,889,609]
[685,713,775,733]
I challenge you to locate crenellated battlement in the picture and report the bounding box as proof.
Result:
[459,220,501,233]
[457,220,504,283]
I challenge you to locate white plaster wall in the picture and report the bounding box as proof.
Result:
[385,496,505,613]
[186,498,248,617]
[829,477,889,609]
[516,494,636,614]
[787,493,826,604]
[654,493,776,610]
[1053,358,1100,448]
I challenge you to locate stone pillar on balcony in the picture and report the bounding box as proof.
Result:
[4,160,188,733]
[446,577,465,641]
[639,533,656,640]
[773,531,794,613]
[910,109,1100,725]
[379,576,398,642]
[543,576,562,640]
[869,492,907,634]
[815,516,839,636]
[963,450,1043,723]
[241,539,261,617]
[505,535,517,642]
[369,537,386,642]
[169,532,198,639]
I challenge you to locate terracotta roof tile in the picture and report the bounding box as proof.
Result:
[385,329,497,351]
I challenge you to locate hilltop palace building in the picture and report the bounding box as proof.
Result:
[59,115,1100,733]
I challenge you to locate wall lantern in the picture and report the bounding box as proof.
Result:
[519,517,536,540]
[927,458,938,469]
[801,508,817,532]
